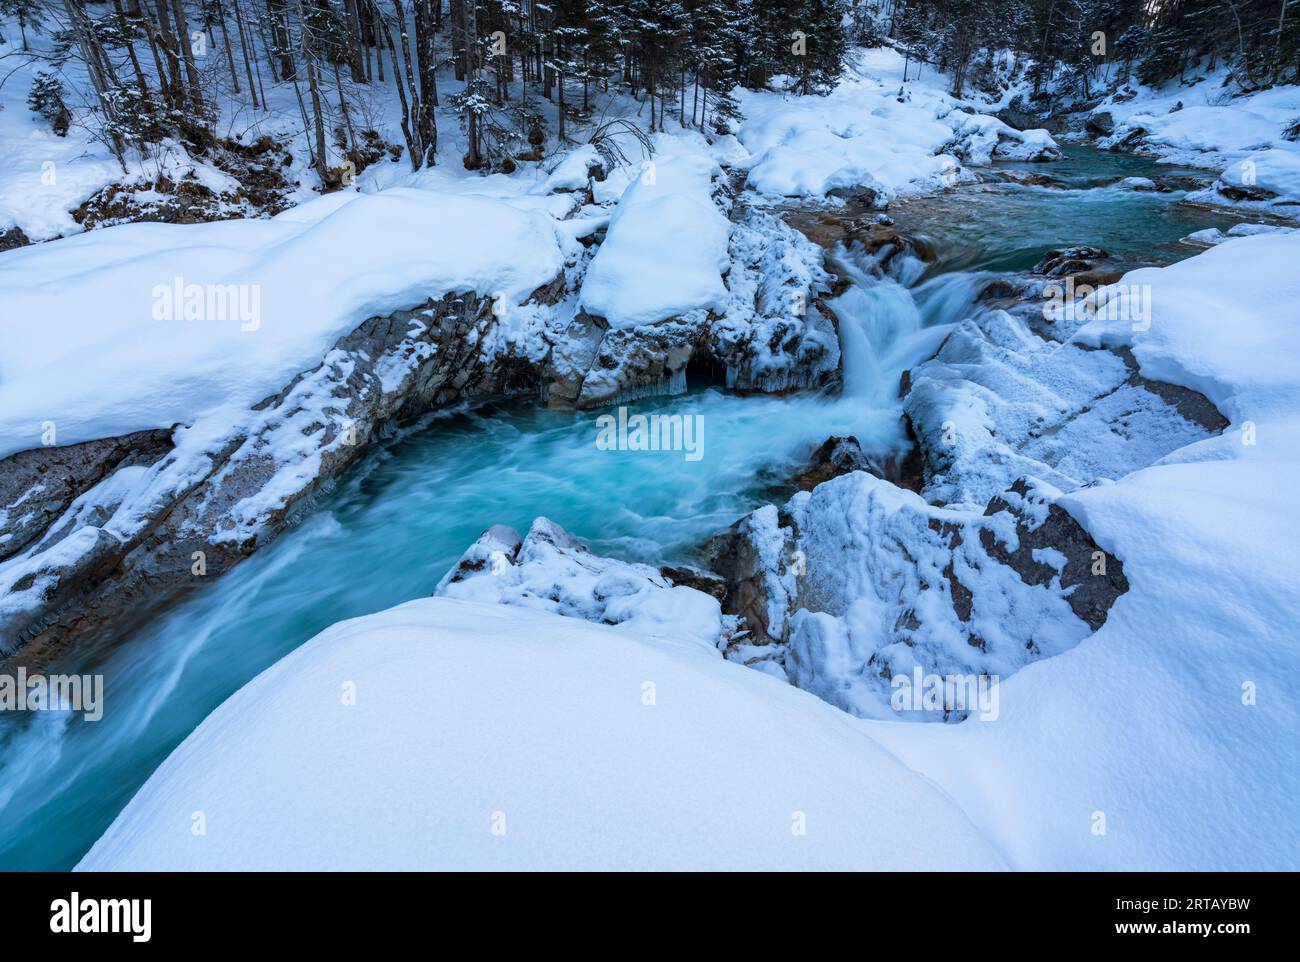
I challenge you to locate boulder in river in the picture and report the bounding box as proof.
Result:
[1001,170,1070,190]
[1085,111,1115,136]
[1033,245,1111,276]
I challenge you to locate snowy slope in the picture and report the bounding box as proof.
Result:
[0,188,566,458]
[1091,76,1300,219]
[737,47,1058,200]
[77,598,1006,871]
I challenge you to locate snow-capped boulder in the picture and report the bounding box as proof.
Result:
[1188,148,1300,221]
[902,300,1229,509]
[709,470,1128,720]
[548,196,842,407]
[436,517,737,654]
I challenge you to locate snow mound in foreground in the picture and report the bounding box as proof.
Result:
[77,598,1005,871]
[0,188,566,459]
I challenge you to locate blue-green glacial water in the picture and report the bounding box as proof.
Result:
[0,147,1244,869]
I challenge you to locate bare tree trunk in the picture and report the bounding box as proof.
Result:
[450,0,467,81]
[152,0,187,104]
[380,3,421,169]
[463,0,480,167]
[111,0,152,97]
[231,0,261,108]
[216,2,241,94]
[343,0,366,82]
[62,0,128,168]
[170,0,205,111]
[334,61,358,156]
[268,0,297,80]
[293,0,331,185]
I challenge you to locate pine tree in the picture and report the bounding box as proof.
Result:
[28,72,72,136]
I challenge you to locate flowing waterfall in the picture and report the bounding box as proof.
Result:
[825,245,988,448]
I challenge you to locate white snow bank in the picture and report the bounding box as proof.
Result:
[1219,149,1300,197]
[1183,222,1299,246]
[78,598,1005,870]
[1096,78,1300,168]
[866,233,1300,869]
[0,188,566,458]
[737,48,1057,200]
[1094,77,1300,216]
[1193,148,1300,219]
[577,152,731,328]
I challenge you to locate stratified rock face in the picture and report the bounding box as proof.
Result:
[0,429,174,564]
[0,285,551,658]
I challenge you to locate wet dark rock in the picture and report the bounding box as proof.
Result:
[1070,269,1125,288]
[981,479,1129,631]
[0,225,31,252]
[1002,170,1070,190]
[710,515,790,647]
[1154,173,1213,192]
[789,436,874,491]
[1219,184,1279,203]
[825,185,879,206]
[660,564,728,602]
[1033,245,1111,276]
[1086,111,1115,136]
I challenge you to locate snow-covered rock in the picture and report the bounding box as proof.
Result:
[578,153,731,329]
[872,234,1300,870]
[435,517,737,653]
[0,188,567,460]
[903,303,1228,509]
[709,238,1241,719]
[76,598,1007,871]
[1187,148,1300,221]
[1082,76,1300,220]
[709,471,1127,719]
[1181,222,1300,247]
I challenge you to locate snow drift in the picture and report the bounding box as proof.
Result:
[0,188,566,459]
[77,598,1005,871]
